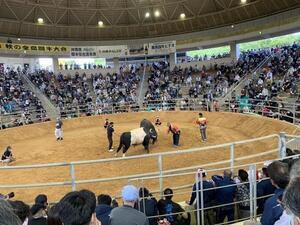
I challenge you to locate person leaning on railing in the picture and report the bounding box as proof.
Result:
[187,168,215,225]
[212,170,237,224]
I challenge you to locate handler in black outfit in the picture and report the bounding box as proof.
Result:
[107,122,114,152]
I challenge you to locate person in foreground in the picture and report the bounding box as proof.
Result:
[109,185,149,225]
[51,189,101,225]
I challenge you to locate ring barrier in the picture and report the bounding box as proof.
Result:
[0,128,299,224]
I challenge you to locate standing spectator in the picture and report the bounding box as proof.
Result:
[158,188,190,225]
[28,194,48,225]
[167,122,181,147]
[188,168,215,225]
[261,161,290,225]
[212,170,237,223]
[96,194,113,225]
[107,122,114,152]
[257,162,276,214]
[275,159,300,225]
[109,185,149,225]
[236,169,250,219]
[136,187,158,225]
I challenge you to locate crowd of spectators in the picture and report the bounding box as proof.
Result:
[227,43,299,120]
[178,52,230,64]
[0,70,49,128]
[28,65,141,118]
[1,149,299,225]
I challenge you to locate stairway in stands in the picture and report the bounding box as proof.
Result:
[137,66,150,107]
[20,71,59,120]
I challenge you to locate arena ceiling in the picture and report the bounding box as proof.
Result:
[0,0,299,41]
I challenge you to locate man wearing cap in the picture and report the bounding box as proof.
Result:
[109,185,149,225]
[188,168,215,225]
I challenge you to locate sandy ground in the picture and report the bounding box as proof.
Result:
[0,111,298,203]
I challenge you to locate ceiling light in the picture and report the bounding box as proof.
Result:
[259,31,262,35]
[154,10,160,17]
[37,18,44,24]
[180,13,186,19]
[98,21,104,27]
[17,38,21,41]
[145,12,150,18]
[241,0,247,4]
[231,25,234,28]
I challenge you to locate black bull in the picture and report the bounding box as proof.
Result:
[116,119,158,155]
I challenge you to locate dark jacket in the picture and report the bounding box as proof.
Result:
[96,204,113,225]
[28,217,47,225]
[212,175,237,209]
[261,188,284,225]
[157,199,185,225]
[257,178,276,214]
[189,180,215,208]
[28,209,47,225]
[136,198,158,225]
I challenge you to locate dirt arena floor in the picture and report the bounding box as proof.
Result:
[0,111,299,203]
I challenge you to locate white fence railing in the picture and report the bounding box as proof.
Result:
[0,132,299,225]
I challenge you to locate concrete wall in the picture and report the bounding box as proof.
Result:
[176,57,233,70]
[0,56,37,72]
[57,68,116,77]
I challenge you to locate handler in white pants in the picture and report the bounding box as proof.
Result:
[55,118,63,141]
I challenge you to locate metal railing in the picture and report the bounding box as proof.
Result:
[0,133,299,224]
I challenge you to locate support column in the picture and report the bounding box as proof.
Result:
[113,57,120,73]
[53,56,59,74]
[230,42,240,61]
[169,52,177,70]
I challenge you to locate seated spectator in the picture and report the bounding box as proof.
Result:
[109,185,148,225]
[96,194,113,225]
[8,200,30,224]
[212,170,237,224]
[158,188,190,225]
[55,189,100,225]
[235,169,250,219]
[1,146,16,166]
[261,161,290,225]
[188,168,215,225]
[257,162,276,214]
[0,192,14,200]
[135,187,158,225]
[0,199,22,225]
[28,194,48,225]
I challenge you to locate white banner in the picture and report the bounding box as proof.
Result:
[147,41,176,55]
[70,47,97,57]
[98,45,127,58]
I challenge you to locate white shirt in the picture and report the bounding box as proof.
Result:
[274,210,294,225]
